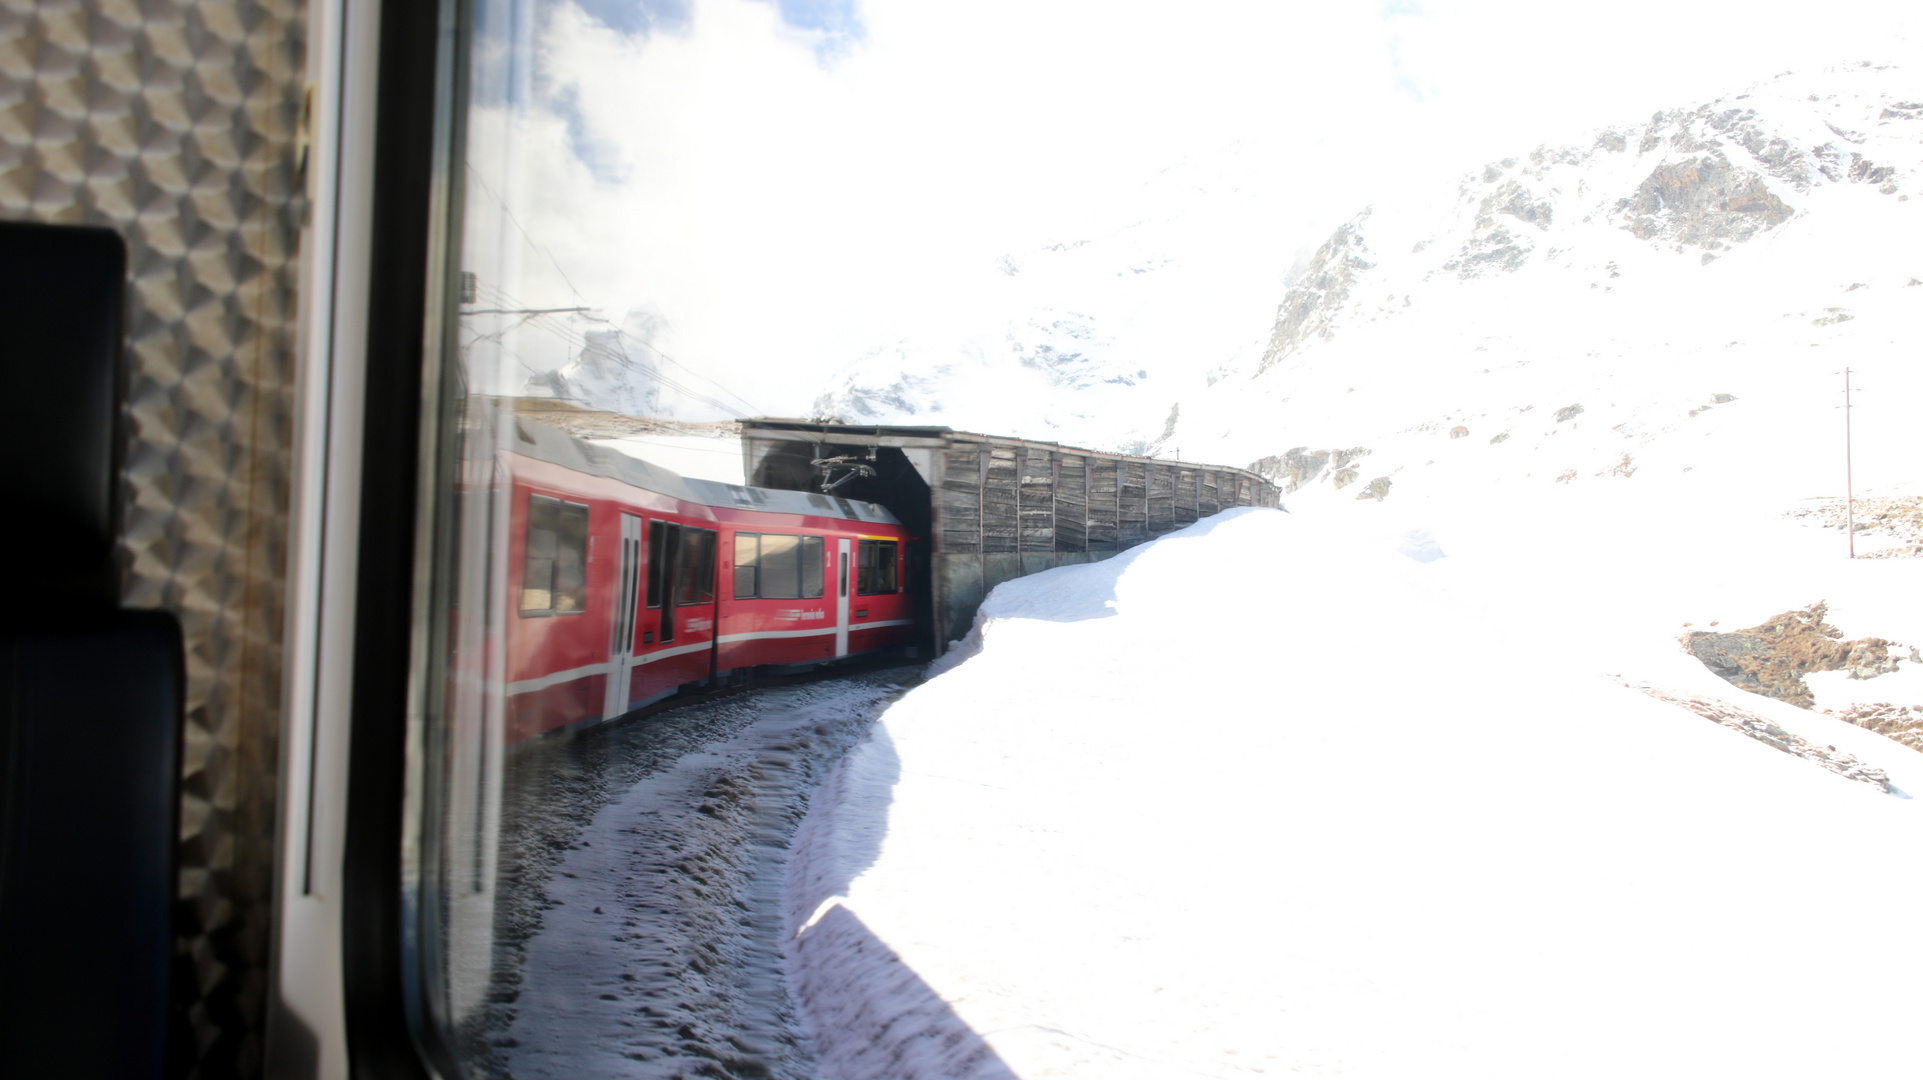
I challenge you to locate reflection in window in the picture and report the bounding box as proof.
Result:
[520,494,588,614]
[733,533,823,600]
[858,538,898,595]
[677,527,716,605]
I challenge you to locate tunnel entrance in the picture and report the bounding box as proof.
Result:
[749,439,935,656]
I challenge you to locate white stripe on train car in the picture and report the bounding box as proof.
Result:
[505,640,714,696]
[718,619,913,645]
[633,640,715,665]
[505,662,609,696]
[717,627,839,643]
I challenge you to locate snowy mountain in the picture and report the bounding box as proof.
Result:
[775,72,1923,1075]
[807,149,1295,450]
[522,326,667,417]
[1170,62,1923,509]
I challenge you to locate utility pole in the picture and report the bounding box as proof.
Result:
[1842,367,1856,559]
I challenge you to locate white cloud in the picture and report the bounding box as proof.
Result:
[459,0,1920,417]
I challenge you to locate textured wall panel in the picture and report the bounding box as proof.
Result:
[0,1,303,1077]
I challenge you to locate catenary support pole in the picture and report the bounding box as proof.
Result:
[1844,367,1855,559]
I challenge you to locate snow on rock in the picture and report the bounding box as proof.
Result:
[785,506,1923,1079]
[1177,62,1923,506]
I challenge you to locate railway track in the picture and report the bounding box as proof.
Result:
[461,663,921,1078]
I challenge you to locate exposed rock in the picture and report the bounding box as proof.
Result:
[1849,154,1896,185]
[1783,496,1923,557]
[1618,156,1794,249]
[1685,631,1773,693]
[1479,179,1554,230]
[1157,403,1180,443]
[1355,477,1392,502]
[1683,601,1898,709]
[1828,702,1923,754]
[1596,452,1636,478]
[1712,393,1736,403]
[1449,425,1469,439]
[1554,403,1584,423]
[1443,222,1533,279]
[1249,447,1332,493]
[1631,683,1892,791]
[1258,211,1375,373]
[1251,446,1375,493]
[1489,432,1510,445]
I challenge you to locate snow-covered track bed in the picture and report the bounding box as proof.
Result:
[467,668,917,1079]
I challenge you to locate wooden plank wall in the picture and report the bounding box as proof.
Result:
[1018,448,1055,551]
[1056,454,1088,552]
[982,445,1019,553]
[1120,462,1148,546]
[938,438,1278,554]
[1146,463,1174,536]
[940,443,982,554]
[1087,459,1118,552]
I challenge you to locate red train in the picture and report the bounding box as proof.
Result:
[497,420,914,741]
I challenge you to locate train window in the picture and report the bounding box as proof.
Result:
[646,519,676,609]
[733,533,759,599]
[519,495,588,614]
[676,527,716,605]
[759,533,802,598]
[800,535,825,598]
[732,533,824,600]
[857,538,899,595]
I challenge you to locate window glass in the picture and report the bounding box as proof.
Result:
[800,535,824,598]
[734,532,759,599]
[520,494,587,614]
[858,538,898,596]
[552,502,589,612]
[678,527,715,605]
[646,519,675,609]
[759,533,801,599]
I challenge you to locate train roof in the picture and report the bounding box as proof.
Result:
[508,416,902,526]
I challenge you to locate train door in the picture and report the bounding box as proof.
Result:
[603,513,643,720]
[834,537,852,657]
[643,520,718,692]
[646,519,679,646]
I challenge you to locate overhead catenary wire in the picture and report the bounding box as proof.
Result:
[460,166,776,421]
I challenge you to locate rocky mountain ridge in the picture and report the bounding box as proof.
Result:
[1165,61,1923,513]
[1255,63,1921,381]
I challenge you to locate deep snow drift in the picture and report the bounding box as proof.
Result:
[784,500,1923,1079]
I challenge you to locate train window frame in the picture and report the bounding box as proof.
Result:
[732,532,824,600]
[646,518,675,610]
[675,526,717,606]
[518,494,589,616]
[733,531,758,599]
[857,538,899,596]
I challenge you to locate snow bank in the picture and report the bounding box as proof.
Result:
[786,507,1923,1079]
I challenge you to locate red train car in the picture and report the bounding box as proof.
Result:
[501,421,913,741]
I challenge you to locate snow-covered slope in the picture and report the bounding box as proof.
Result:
[1171,62,1923,510]
[778,64,1923,1079]
[808,149,1295,450]
[786,503,1923,1079]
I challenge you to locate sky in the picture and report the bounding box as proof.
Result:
[457,0,1921,418]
